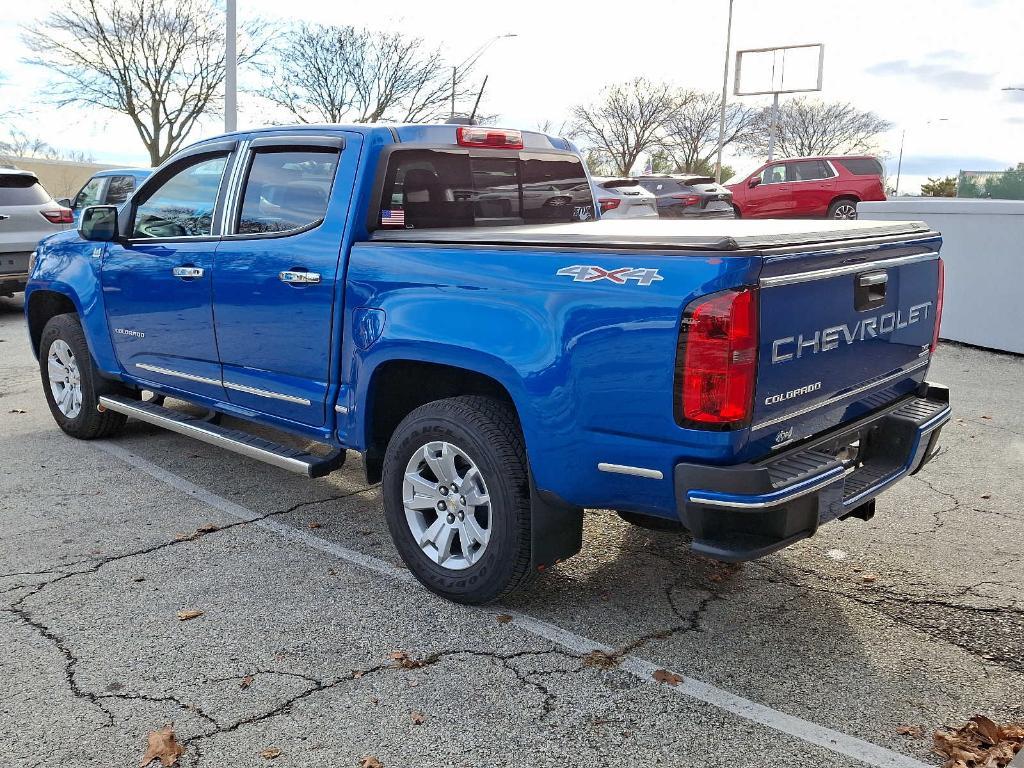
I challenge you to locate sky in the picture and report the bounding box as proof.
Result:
[0,0,1021,194]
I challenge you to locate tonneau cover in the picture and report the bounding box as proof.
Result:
[370,218,934,252]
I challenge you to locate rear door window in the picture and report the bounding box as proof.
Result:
[379,149,593,229]
[0,175,51,206]
[786,160,834,181]
[105,175,138,205]
[236,150,338,235]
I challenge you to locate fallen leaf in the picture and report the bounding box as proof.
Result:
[652,669,683,686]
[933,715,1024,768]
[308,521,322,529]
[8,408,26,414]
[140,724,184,767]
[360,756,383,768]
[369,696,379,705]
[240,675,253,690]
[582,650,619,669]
[495,614,513,624]
[897,724,925,738]
[860,573,878,584]
[981,493,992,500]
[389,650,426,669]
[410,711,426,725]
[260,747,282,760]
[133,576,146,583]
[196,523,219,533]
[176,609,204,621]
[981,415,992,419]
[173,532,197,542]
[353,670,364,679]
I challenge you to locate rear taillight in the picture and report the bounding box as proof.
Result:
[41,208,74,224]
[671,194,701,206]
[931,258,944,354]
[598,198,620,214]
[456,126,524,149]
[677,288,758,427]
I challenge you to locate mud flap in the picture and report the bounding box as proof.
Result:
[529,474,583,571]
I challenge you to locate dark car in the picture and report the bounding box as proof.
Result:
[634,175,735,219]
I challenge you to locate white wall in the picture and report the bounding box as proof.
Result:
[859,199,1024,355]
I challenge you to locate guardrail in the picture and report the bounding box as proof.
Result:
[859,199,1024,354]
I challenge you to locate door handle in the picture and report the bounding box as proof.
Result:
[172,266,204,279]
[279,270,321,284]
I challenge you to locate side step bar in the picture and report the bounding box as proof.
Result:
[98,395,345,478]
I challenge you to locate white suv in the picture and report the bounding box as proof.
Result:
[0,169,73,295]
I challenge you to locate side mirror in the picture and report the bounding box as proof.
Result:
[748,177,761,189]
[79,205,119,242]
[55,197,72,208]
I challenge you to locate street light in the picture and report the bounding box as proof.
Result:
[894,117,948,197]
[451,33,518,117]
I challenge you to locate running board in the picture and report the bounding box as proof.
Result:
[97,395,345,478]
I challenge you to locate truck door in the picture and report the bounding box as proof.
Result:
[212,132,358,428]
[101,143,236,400]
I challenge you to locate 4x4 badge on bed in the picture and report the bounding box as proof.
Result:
[556,265,663,286]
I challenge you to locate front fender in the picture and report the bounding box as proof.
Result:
[25,234,120,375]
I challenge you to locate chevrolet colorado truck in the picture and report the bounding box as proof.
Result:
[25,124,950,604]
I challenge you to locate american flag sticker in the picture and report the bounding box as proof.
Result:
[381,209,405,226]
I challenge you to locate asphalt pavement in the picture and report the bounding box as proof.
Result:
[1,293,1021,768]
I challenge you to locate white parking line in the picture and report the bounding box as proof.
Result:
[95,441,931,768]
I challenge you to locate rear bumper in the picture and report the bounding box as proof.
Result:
[660,206,735,219]
[675,382,951,561]
[0,251,31,294]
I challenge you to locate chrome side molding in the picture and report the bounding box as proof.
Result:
[597,462,664,480]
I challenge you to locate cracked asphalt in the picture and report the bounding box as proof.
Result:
[1,293,1021,768]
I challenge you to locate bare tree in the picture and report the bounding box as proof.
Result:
[569,79,675,176]
[22,0,267,166]
[739,97,893,158]
[263,23,479,124]
[659,90,759,173]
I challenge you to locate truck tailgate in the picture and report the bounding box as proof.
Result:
[750,244,941,452]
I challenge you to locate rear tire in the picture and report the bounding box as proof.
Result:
[828,198,858,219]
[39,314,128,439]
[381,396,534,605]
[617,510,686,532]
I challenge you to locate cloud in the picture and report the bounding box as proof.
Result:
[1002,89,1024,103]
[866,57,993,90]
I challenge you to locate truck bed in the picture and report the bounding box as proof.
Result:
[369,218,935,252]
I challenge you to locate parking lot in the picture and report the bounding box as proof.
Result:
[0,292,1021,767]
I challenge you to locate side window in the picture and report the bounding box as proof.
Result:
[73,177,105,209]
[760,165,786,185]
[236,149,339,235]
[105,175,137,205]
[132,155,227,239]
[788,160,832,181]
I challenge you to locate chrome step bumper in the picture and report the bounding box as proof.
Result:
[98,395,345,478]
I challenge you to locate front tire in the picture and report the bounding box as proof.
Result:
[39,314,127,439]
[381,396,533,604]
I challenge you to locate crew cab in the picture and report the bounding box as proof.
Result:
[25,124,950,604]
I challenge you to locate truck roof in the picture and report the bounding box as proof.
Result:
[369,218,934,252]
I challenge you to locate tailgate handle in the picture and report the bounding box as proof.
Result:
[858,273,888,287]
[855,270,888,311]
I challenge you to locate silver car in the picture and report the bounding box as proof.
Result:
[590,177,659,219]
[1,169,73,296]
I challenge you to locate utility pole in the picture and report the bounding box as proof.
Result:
[766,92,780,161]
[225,0,237,132]
[450,34,517,117]
[713,0,735,183]
[451,67,456,117]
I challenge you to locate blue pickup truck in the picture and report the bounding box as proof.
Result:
[24,124,950,603]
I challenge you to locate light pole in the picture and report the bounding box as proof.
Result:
[713,0,735,183]
[225,0,237,132]
[450,33,517,117]
[894,117,948,197]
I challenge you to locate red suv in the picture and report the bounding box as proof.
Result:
[725,156,885,220]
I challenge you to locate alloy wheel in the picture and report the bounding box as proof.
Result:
[402,440,492,570]
[47,339,83,418]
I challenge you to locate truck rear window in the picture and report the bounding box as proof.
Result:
[0,175,50,206]
[378,149,594,229]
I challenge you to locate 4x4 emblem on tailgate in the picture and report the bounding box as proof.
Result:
[556,265,664,286]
